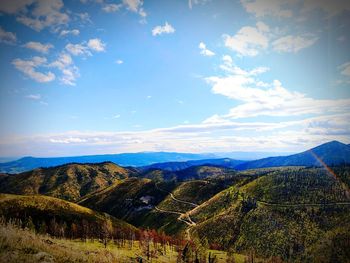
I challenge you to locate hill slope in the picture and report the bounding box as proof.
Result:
[236,141,350,170]
[0,162,133,201]
[0,152,216,174]
[0,193,136,237]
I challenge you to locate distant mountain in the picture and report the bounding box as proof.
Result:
[0,162,135,201]
[142,158,246,172]
[235,141,350,170]
[141,165,237,182]
[214,151,294,160]
[0,152,216,174]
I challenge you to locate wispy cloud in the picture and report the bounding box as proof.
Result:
[223,22,269,56]
[102,3,122,13]
[12,56,55,83]
[65,38,106,56]
[339,62,350,77]
[0,26,17,44]
[240,0,350,18]
[60,29,80,37]
[26,94,41,100]
[24,41,54,54]
[272,35,318,53]
[123,0,147,17]
[204,56,350,120]
[50,53,79,86]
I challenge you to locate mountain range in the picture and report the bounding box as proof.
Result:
[0,152,216,174]
[1,141,350,174]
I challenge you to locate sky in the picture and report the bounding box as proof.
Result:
[0,0,350,157]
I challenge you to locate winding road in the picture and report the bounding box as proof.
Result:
[155,183,198,240]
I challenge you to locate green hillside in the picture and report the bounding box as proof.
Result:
[189,166,350,262]
[0,162,133,201]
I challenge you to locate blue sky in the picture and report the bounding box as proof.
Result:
[0,0,350,157]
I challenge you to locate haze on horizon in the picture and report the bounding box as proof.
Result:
[0,0,350,158]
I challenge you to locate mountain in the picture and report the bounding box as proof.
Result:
[0,162,135,202]
[0,152,216,174]
[214,151,294,160]
[142,158,246,172]
[235,141,350,170]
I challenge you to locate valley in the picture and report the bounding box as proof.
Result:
[0,141,350,262]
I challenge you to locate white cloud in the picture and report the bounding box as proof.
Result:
[14,0,69,31]
[2,113,349,156]
[0,26,17,44]
[115,59,123,64]
[50,53,79,86]
[60,29,80,37]
[24,41,53,53]
[87,38,106,52]
[123,0,146,17]
[204,57,350,120]
[199,42,215,56]
[272,35,318,53]
[12,56,55,83]
[222,55,233,65]
[26,94,41,100]
[152,22,175,36]
[240,0,294,17]
[223,22,269,56]
[102,3,122,13]
[65,43,91,56]
[65,38,106,56]
[50,52,72,70]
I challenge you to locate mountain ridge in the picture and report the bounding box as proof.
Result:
[235,140,350,170]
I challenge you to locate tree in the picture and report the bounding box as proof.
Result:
[38,221,47,235]
[101,217,113,248]
[180,243,193,263]
[25,216,36,232]
[226,250,236,263]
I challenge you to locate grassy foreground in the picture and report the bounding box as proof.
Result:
[0,221,244,262]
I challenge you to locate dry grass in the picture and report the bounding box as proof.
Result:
[0,221,181,262]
